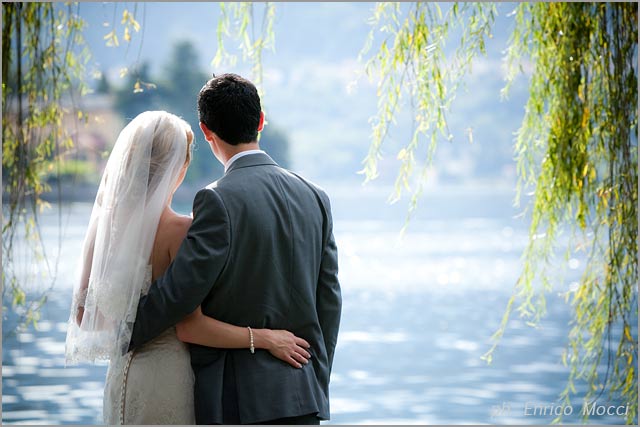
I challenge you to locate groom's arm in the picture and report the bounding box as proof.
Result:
[128,187,230,351]
[315,193,342,372]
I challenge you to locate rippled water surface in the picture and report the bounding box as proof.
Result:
[3,186,635,424]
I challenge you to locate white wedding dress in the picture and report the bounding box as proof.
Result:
[103,265,195,425]
[103,266,195,425]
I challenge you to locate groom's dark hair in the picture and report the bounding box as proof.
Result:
[197,73,262,145]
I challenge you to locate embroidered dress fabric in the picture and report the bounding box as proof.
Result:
[102,265,195,424]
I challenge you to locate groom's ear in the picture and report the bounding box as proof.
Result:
[199,122,214,142]
[257,111,265,132]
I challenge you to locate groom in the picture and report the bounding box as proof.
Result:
[128,73,342,424]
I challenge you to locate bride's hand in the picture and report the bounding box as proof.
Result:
[254,329,311,368]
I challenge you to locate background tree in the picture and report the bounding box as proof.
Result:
[259,124,291,169]
[112,41,221,183]
[95,71,111,94]
[112,39,292,186]
[114,62,159,120]
[160,40,222,182]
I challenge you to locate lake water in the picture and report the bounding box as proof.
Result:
[2,184,635,424]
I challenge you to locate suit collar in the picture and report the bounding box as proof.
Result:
[224,151,278,174]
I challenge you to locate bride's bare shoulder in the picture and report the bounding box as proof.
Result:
[159,212,192,239]
[156,212,190,243]
[173,213,193,238]
[156,211,192,259]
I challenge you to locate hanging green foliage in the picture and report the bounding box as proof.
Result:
[213,2,276,97]
[2,2,141,334]
[489,3,637,423]
[2,2,91,332]
[358,2,496,225]
[359,1,637,424]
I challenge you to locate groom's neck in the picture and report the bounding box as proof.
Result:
[221,141,260,165]
[220,141,260,164]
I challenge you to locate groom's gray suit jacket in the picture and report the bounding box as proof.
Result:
[129,152,342,424]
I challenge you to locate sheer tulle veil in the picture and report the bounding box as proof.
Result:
[65,111,191,364]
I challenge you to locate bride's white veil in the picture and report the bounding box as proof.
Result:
[65,111,191,364]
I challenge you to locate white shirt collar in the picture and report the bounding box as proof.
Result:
[224,149,265,172]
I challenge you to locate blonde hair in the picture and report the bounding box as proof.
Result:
[184,128,194,165]
[143,112,192,191]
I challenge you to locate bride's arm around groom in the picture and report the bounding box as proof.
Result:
[128,186,231,347]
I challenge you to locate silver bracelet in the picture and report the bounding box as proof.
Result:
[247,326,255,354]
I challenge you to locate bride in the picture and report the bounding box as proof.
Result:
[64,111,311,424]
